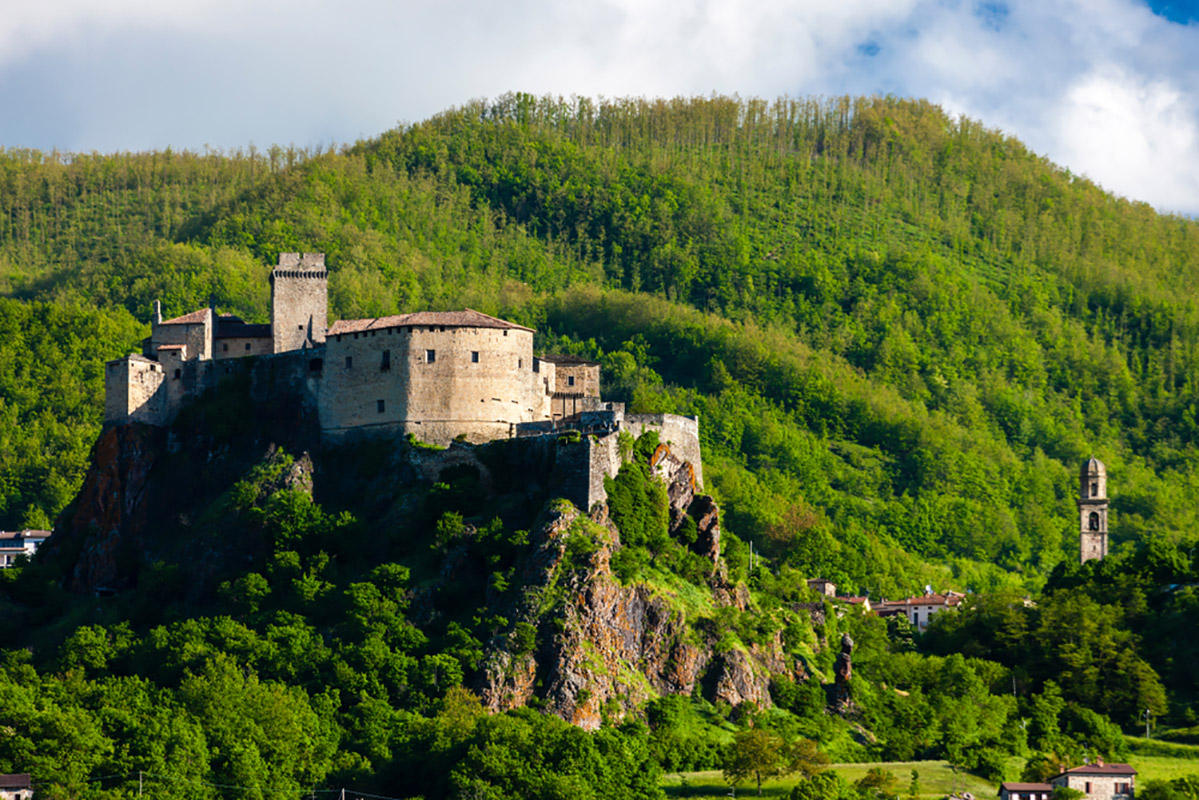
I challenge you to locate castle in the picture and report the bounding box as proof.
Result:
[104,253,702,497]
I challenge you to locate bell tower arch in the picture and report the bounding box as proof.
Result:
[1079,457,1109,563]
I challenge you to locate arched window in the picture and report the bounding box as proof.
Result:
[1089,511,1100,531]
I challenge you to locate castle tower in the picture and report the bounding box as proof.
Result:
[1079,457,1109,563]
[271,252,328,354]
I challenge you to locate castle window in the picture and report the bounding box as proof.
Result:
[377,400,385,413]
[174,368,181,379]
[245,342,251,351]
[381,350,391,371]
[426,349,436,363]
[223,343,229,352]
[471,351,479,363]
[568,376,576,387]
[519,358,523,369]
[1089,511,1100,531]
[298,325,303,330]
[345,356,353,369]
[1090,482,1098,497]
[503,330,508,336]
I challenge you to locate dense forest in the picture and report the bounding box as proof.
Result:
[1,94,1198,798]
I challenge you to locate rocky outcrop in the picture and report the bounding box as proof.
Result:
[52,423,166,593]
[830,632,854,712]
[477,501,798,730]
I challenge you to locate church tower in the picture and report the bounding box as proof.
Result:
[271,252,328,354]
[1079,457,1109,563]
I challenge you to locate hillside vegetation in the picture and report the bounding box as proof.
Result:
[1,95,1198,799]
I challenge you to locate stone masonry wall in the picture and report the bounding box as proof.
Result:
[624,414,704,489]
[319,325,554,445]
[215,337,273,359]
[104,358,167,425]
[1053,774,1134,800]
[270,253,328,354]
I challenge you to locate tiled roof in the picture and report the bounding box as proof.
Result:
[160,308,210,325]
[157,344,186,351]
[539,353,599,366]
[328,309,533,335]
[1054,763,1135,777]
[1000,783,1054,792]
[0,530,49,540]
[0,774,31,789]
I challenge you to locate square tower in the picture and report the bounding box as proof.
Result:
[1079,457,1109,563]
[271,252,328,354]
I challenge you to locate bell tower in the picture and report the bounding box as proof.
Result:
[1079,457,1109,563]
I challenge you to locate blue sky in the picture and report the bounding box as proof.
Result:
[1,0,1198,215]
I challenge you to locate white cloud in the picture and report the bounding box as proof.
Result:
[1,0,1198,213]
[1055,66,1199,213]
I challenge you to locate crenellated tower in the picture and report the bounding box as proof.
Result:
[271,252,328,354]
[1079,457,1109,563]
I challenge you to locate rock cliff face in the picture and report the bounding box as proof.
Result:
[478,496,796,730]
[53,423,166,593]
[51,397,813,729]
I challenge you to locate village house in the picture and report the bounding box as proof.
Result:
[998,783,1053,800]
[0,531,49,569]
[874,590,965,632]
[0,774,32,800]
[1051,762,1136,800]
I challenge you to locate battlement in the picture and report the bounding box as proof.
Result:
[276,252,326,270]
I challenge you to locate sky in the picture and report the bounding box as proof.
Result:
[1,0,1198,215]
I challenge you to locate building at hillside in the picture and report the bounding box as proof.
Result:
[0,773,32,800]
[874,590,964,632]
[0,531,49,569]
[1051,762,1135,800]
[998,782,1053,800]
[1079,457,1110,563]
[103,252,647,449]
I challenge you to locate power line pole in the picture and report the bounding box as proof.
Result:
[139,770,143,797]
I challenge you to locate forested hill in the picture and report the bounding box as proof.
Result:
[2,94,1199,595]
[4,94,1199,800]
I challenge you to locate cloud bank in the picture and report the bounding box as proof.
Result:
[1,0,1197,214]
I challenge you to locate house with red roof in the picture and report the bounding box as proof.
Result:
[1051,762,1136,800]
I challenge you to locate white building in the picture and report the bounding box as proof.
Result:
[0,531,49,569]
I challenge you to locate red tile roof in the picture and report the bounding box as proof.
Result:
[157,344,186,351]
[160,308,210,325]
[1053,763,1136,778]
[328,308,533,335]
[1000,783,1054,791]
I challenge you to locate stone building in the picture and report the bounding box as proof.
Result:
[103,252,656,450]
[538,354,601,420]
[320,309,566,444]
[1051,762,1135,800]
[1079,457,1110,563]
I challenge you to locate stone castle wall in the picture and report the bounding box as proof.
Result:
[319,324,554,445]
[271,253,328,354]
[105,357,167,425]
[622,413,704,489]
[216,337,273,359]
